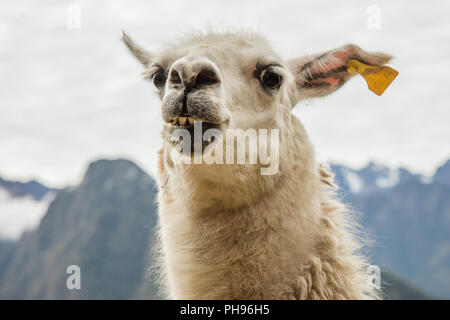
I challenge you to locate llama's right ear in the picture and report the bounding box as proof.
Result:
[122,31,153,68]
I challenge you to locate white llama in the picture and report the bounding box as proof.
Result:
[123,30,391,299]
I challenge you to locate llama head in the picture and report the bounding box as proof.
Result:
[123,30,391,163]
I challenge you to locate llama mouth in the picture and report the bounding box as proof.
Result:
[165,117,227,153]
[167,116,227,132]
[169,116,197,127]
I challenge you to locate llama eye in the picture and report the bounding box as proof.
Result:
[260,67,282,90]
[153,70,167,89]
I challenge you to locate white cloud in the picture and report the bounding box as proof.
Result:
[0,188,55,240]
[0,0,449,187]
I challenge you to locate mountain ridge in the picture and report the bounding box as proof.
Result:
[0,176,57,201]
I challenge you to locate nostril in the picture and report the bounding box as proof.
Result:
[169,70,182,84]
[195,68,220,87]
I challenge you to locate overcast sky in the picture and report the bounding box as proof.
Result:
[1,0,449,187]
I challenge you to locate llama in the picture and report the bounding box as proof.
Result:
[123,30,390,299]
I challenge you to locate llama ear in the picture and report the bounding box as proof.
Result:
[122,31,153,68]
[288,44,392,100]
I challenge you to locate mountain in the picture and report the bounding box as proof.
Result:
[0,177,57,240]
[0,159,160,299]
[0,177,56,201]
[381,271,433,300]
[0,240,15,281]
[433,160,450,187]
[330,162,422,195]
[0,158,434,299]
[330,160,450,298]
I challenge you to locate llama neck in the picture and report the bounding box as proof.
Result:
[157,120,373,299]
[158,133,330,299]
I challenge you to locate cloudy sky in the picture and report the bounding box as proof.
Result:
[1,0,449,187]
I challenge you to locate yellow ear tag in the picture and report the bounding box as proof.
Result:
[347,59,398,96]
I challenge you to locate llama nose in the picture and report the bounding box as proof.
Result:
[169,60,221,94]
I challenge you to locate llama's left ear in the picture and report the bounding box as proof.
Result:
[122,31,153,68]
[288,44,392,100]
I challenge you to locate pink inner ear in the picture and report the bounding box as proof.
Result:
[312,55,346,75]
[314,49,353,74]
[296,47,356,90]
[334,50,351,60]
[322,78,340,86]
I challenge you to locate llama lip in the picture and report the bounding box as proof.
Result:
[169,117,211,128]
[164,119,227,153]
[167,117,228,131]
[167,120,225,136]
